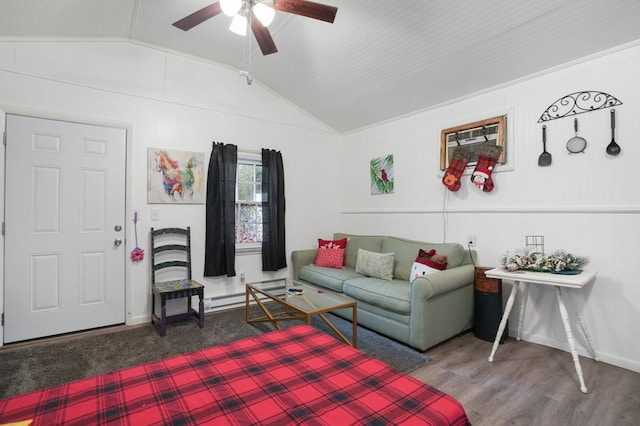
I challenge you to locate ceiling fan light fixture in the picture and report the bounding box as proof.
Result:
[229,13,248,36]
[253,2,275,27]
[173,0,338,56]
[220,0,242,17]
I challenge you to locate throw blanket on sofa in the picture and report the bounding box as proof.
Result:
[0,325,470,425]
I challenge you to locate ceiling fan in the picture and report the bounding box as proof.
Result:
[173,0,338,56]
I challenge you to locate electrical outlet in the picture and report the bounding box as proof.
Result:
[467,235,477,247]
[240,273,245,284]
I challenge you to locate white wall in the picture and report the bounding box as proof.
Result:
[0,40,343,339]
[340,42,640,373]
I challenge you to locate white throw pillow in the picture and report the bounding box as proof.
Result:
[410,262,441,283]
[355,249,394,281]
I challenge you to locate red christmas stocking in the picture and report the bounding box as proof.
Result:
[470,144,503,192]
[442,147,471,192]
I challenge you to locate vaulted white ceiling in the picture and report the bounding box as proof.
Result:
[1,0,640,133]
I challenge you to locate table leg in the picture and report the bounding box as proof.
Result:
[317,312,355,347]
[488,280,519,362]
[517,282,528,341]
[555,287,588,393]
[352,305,358,348]
[245,290,250,322]
[246,287,282,330]
[565,289,599,361]
[198,290,205,329]
[160,296,167,337]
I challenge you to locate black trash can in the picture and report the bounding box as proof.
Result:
[474,267,508,343]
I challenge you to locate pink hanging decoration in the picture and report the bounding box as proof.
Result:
[131,211,144,261]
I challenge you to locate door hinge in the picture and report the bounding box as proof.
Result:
[1,222,4,236]
[1,313,4,326]
[3,131,6,145]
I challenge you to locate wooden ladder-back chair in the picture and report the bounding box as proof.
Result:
[150,227,204,336]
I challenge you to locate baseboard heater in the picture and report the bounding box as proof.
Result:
[203,292,246,313]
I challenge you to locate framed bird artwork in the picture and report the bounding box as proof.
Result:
[371,154,394,195]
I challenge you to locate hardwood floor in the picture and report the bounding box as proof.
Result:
[409,332,640,425]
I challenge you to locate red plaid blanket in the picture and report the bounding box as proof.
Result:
[0,325,470,425]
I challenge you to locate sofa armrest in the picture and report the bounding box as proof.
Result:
[411,264,475,300]
[291,249,318,280]
[410,263,475,350]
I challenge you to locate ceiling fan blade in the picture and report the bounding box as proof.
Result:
[172,3,223,31]
[274,0,337,23]
[251,17,278,55]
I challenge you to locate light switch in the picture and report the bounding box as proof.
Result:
[150,208,160,221]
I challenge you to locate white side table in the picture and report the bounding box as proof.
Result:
[484,268,598,393]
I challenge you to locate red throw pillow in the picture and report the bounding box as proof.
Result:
[318,237,348,250]
[315,247,346,269]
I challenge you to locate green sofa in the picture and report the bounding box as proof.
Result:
[291,233,475,351]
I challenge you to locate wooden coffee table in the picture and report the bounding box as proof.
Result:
[246,279,358,347]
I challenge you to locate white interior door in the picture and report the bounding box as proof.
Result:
[4,114,126,343]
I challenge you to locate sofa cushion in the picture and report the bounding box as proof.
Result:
[382,238,465,280]
[410,249,448,282]
[298,265,362,293]
[318,237,348,249]
[343,277,411,315]
[355,249,394,281]
[314,247,346,269]
[333,233,382,269]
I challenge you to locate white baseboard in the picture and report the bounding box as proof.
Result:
[510,327,640,374]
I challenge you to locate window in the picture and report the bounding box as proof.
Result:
[235,156,262,244]
[439,115,507,171]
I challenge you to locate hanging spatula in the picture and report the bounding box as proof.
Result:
[538,125,552,166]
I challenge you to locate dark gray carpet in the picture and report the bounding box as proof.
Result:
[0,306,430,400]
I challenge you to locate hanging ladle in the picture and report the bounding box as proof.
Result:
[606,109,621,156]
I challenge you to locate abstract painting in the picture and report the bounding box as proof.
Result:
[147,148,205,204]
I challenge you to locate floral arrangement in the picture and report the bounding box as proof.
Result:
[501,248,589,273]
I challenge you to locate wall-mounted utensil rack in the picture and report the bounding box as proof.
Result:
[537,90,622,123]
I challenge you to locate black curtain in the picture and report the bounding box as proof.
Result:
[261,149,286,271]
[204,142,237,277]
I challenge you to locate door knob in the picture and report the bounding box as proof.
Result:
[114,238,122,247]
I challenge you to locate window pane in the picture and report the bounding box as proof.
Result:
[238,204,257,222]
[238,182,254,201]
[254,207,263,242]
[235,204,263,243]
[238,164,254,182]
[236,159,263,244]
[236,222,258,243]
